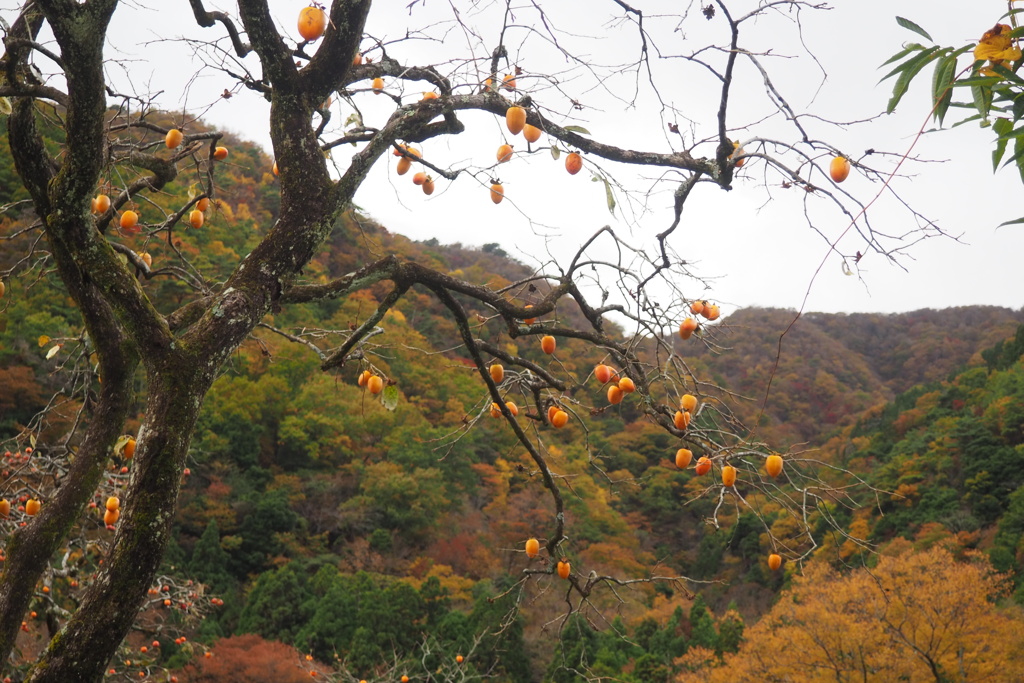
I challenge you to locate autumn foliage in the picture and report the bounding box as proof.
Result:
[682,546,1024,682]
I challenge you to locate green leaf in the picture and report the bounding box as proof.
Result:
[886,47,942,113]
[972,78,993,121]
[1014,135,1024,184]
[601,176,616,216]
[896,17,933,42]
[989,63,1024,88]
[993,118,1012,170]
[879,44,926,80]
[950,75,1003,88]
[114,435,132,455]
[562,125,591,135]
[931,54,957,124]
[550,146,561,160]
[880,44,925,71]
[381,384,399,411]
[997,216,1024,227]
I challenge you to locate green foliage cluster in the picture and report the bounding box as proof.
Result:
[842,324,1024,599]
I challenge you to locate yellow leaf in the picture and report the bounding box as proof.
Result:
[974,24,1022,63]
[38,335,50,347]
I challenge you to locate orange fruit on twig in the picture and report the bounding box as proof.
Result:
[165,129,183,149]
[497,144,513,163]
[490,183,504,204]
[557,560,571,579]
[766,454,784,478]
[189,210,204,229]
[120,210,139,232]
[523,124,542,143]
[489,363,504,383]
[595,365,612,384]
[678,318,698,340]
[551,410,569,429]
[680,394,698,413]
[525,538,540,558]
[673,410,691,430]
[675,448,693,469]
[768,553,782,571]
[93,193,111,214]
[540,335,556,354]
[506,106,526,135]
[422,176,435,195]
[367,375,384,394]
[522,304,536,324]
[607,385,623,405]
[565,152,582,175]
[372,77,384,92]
[297,6,327,42]
[830,156,851,183]
[694,456,711,476]
[721,465,736,487]
[213,146,228,160]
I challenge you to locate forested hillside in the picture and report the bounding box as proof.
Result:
[2,121,1022,682]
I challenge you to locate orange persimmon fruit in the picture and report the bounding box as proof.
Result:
[541,335,556,354]
[721,465,736,487]
[525,538,540,558]
[523,124,542,143]
[607,385,624,405]
[93,193,111,214]
[678,317,698,340]
[297,6,327,42]
[557,560,570,579]
[768,553,782,571]
[830,155,851,183]
[367,375,384,394]
[165,129,183,149]
[564,152,582,175]
[213,146,228,160]
[695,456,712,476]
[490,183,504,204]
[766,454,784,478]
[675,448,693,469]
[551,410,569,429]
[506,106,526,135]
[489,363,504,383]
[120,210,139,232]
[189,210,204,229]
[680,394,698,413]
[618,377,635,393]
[497,144,513,163]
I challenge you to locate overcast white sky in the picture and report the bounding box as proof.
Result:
[5,0,1022,316]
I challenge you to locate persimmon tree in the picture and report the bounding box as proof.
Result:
[0,1,944,680]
